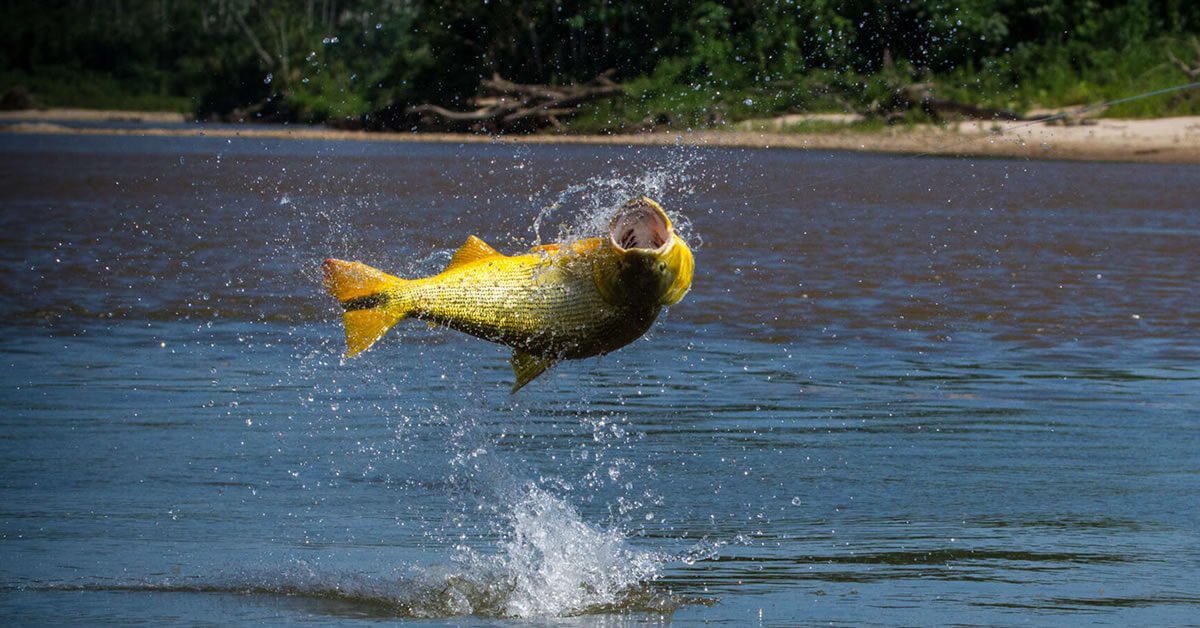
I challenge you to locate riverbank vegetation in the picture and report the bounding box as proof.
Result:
[3,1,1198,131]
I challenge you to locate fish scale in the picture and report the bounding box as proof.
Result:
[322,196,693,391]
[402,249,655,359]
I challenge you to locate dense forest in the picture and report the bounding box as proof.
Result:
[2,0,1199,131]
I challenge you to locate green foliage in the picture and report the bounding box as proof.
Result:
[1,0,1198,126]
[937,34,1200,118]
[0,68,191,111]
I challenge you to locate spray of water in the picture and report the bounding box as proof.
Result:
[429,484,664,618]
[530,146,707,250]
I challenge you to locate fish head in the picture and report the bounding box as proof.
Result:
[599,196,694,306]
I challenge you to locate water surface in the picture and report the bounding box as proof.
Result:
[1,133,1198,625]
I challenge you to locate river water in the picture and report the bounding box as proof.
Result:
[1,132,1197,625]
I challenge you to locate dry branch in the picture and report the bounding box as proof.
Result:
[405,71,623,132]
[869,79,1024,123]
[1167,37,1200,80]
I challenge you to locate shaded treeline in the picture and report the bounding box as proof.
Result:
[2,0,1199,129]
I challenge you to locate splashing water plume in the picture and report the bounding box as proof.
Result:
[470,485,666,617]
[531,147,706,249]
[429,399,675,619]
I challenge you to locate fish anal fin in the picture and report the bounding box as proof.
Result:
[343,308,404,357]
[510,351,556,393]
[446,235,500,271]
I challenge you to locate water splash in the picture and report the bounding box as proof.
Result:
[464,484,667,617]
[531,147,707,249]
[435,402,673,618]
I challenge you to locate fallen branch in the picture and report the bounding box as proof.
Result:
[1166,36,1200,80]
[405,71,623,133]
[893,82,1024,122]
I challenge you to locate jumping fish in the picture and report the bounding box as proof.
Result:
[322,197,694,391]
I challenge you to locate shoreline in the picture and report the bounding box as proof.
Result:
[3,109,1199,163]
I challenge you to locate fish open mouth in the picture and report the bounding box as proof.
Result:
[609,197,672,253]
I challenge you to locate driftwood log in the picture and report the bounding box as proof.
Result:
[892,82,1024,122]
[406,71,623,133]
[1167,36,1200,80]
[871,51,1024,123]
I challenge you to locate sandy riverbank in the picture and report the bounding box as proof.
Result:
[3,108,1198,163]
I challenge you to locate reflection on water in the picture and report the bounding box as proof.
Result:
[1,134,1198,624]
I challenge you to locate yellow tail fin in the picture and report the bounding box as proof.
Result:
[322,259,409,357]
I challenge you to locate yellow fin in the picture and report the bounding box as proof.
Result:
[322,258,409,357]
[510,351,556,393]
[323,258,402,302]
[342,308,405,357]
[529,243,560,254]
[446,235,499,271]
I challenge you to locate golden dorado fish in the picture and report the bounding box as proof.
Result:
[322,197,694,392]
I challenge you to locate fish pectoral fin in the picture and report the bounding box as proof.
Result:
[510,351,556,393]
[446,235,500,271]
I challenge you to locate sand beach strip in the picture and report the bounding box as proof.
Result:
[3,108,1198,163]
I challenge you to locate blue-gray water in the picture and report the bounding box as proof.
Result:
[1,132,1198,625]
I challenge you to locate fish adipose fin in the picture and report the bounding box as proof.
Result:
[322,259,410,358]
[510,350,556,393]
[446,235,500,271]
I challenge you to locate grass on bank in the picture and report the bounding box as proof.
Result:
[1,68,192,113]
[936,35,1200,119]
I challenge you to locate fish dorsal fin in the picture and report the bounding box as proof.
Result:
[446,235,499,271]
[510,350,556,393]
[530,243,560,254]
